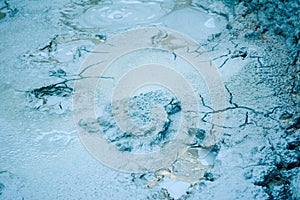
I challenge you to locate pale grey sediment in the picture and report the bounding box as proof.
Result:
[0,0,299,199]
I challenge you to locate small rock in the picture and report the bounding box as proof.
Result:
[188,128,206,141]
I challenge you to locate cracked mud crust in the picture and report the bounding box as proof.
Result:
[0,0,299,199]
[93,90,218,184]
[189,0,299,199]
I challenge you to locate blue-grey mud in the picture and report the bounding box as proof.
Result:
[0,0,299,199]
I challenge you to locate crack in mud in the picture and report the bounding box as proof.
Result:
[2,0,299,199]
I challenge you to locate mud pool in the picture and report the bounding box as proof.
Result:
[0,0,299,199]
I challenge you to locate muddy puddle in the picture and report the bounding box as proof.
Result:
[0,0,299,199]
